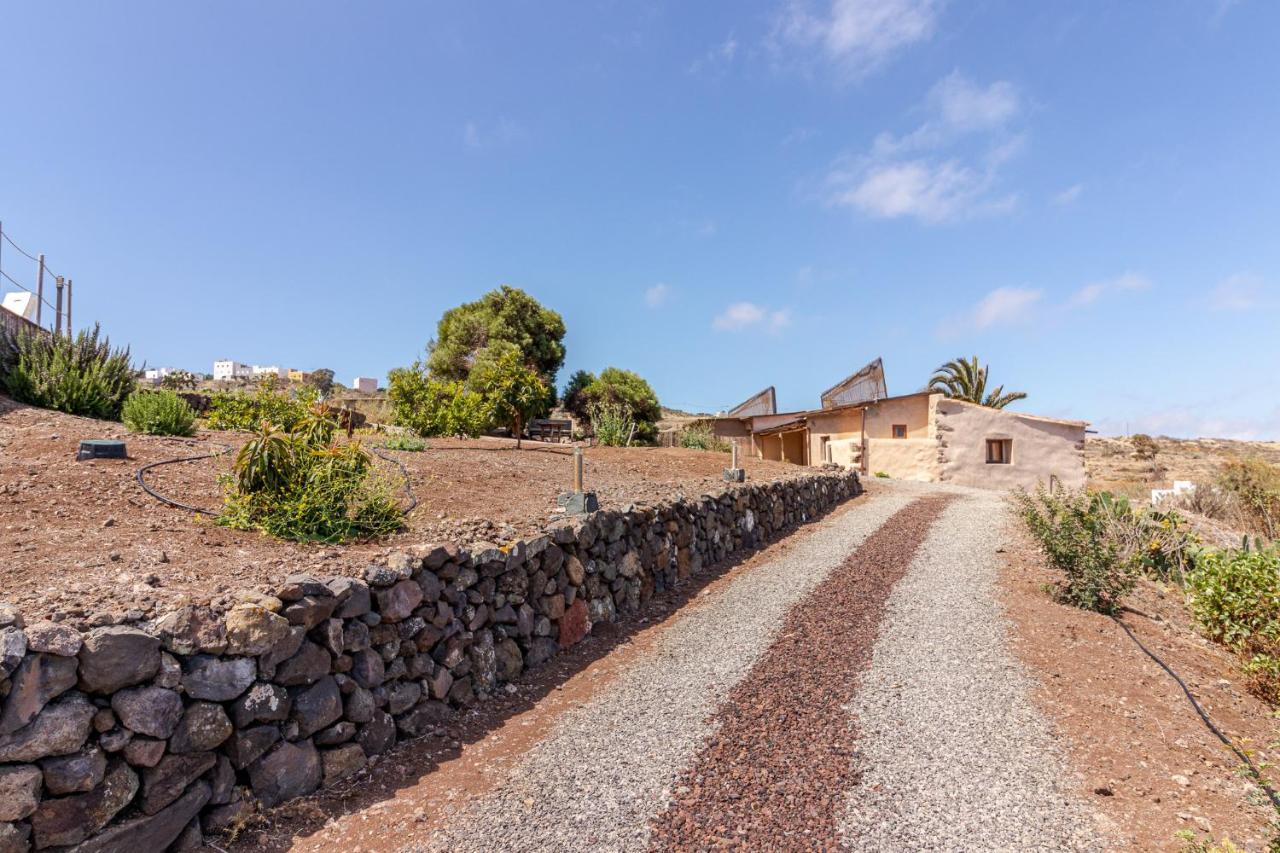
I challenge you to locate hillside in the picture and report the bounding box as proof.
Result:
[1087,434,1280,497]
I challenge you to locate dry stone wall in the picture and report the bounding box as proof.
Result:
[0,469,860,851]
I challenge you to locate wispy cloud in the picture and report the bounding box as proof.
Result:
[770,0,940,79]
[645,283,671,308]
[713,302,792,333]
[1092,405,1280,441]
[462,117,527,149]
[1053,183,1083,206]
[825,72,1024,224]
[1211,272,1265,311]
[1068,272,1151,307]
[689,33,738,75]
[970,287,1044,330]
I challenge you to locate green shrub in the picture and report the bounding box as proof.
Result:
[122,390,196,436]
[874,471,890,479]
[0,323,136,419]
[678,424,729,452]
[589,402,634,447]
[1188,545,1280,702]
[387,363,490,438]
[219,413,402,543]
[583,367,661,444]
[205,378,318,432]
[383,434,426,452]
[1014,488,1139,612]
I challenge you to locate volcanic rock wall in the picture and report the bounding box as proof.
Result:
[0,469,860,851]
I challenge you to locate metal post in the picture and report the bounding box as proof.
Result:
[731,438,740,469]
[65,278,72,334]
[573,446,584,493]
[35,254,45,326]
[55,276,64,335]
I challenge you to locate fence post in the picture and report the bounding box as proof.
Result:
[35,254,45,327]
[55,276,64,335]
[65,278,72,334]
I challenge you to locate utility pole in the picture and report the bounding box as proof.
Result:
[65,278,72,334]
[55,276,64,335]
[35,254,45,327]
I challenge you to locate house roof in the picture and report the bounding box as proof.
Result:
[936,396,1090,427]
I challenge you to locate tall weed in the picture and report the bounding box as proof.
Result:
[0,323,135,419]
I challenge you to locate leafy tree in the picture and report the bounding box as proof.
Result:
[584,367,661,444]
[387,361,489,438]
[1131,433,1159,461]
[305,368,335,395]
[426,286,565,411]
[470,344,547,448]
[927,356,1026,409]
[561,369,595,423]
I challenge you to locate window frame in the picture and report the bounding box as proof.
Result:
[891,424,907,439]
[986,438,1012,465]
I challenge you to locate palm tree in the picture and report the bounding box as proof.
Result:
[927,356,1027,409]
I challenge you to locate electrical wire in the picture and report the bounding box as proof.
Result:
[1112,612,1280,812]
[0,228,62,280]
[0,268,59,312]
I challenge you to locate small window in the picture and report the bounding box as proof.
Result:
[986,438,1012,465]
[892,424,907,438]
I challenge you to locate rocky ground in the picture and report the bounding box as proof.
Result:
[0,394,805,622]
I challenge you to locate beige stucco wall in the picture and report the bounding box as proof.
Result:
[807,409,862,464]
[936,399,1086,490]
[864,438,939,481]
[863,394,933,439]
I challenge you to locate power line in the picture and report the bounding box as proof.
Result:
[0,268,58,313]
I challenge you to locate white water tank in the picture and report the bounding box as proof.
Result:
[2,292,36,321]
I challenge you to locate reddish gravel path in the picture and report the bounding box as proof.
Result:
[648,495,954,850]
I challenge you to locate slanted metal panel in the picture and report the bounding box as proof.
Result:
[820,358,888,409]
[728,386,777,418]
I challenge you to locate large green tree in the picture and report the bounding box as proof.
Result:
[427,286,566,387]
[560,369,595,423]
[927,356,1026,409]
[584,367,661,444]
[470,344,547,448]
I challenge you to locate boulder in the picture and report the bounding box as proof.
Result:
[225,725,281,770]
[23,622,82,657]
[0,822,30,853]
[248,739,321,808]
[0,694,96,762]
[289,676,342,739]
[273,641,331,687]
[40,746,107,794]
[0,764,42,821]
[564,554,586,586]
[231,682,291,728]
[525,637,559,669]
[283,595,338,630]
[111,686,183,739]
[558,598,591,648]
[0,653,79,734]
[343,687,375,724]
[75,779,210,853]
[277,574,330,601]
[30,760,138,848]
[321,743,365,786]
[223,605,291,656]
[314,720,357,747]
[168,702,233,753]
[153,606,227,655]
[395,700,451,738]
[375,580,423,623]
[349,649,385,689]
[77,626,161,694]
[355,711,395,756]
[0,627,26,678]
[386,681,422,716]
[257,626,306,675]
[140,751,215,814]
[328,577,369,615]
[181,655,256,701]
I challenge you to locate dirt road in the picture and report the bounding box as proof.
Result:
[256,482,1101,852]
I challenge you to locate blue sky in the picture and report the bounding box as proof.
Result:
[1,1,1276,437]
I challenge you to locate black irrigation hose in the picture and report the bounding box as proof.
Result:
[1111,612,1280,813]
[135,443,232,515]
[136,442,418,517]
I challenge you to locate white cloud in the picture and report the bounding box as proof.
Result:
[1053,183,1083,205]
[462,117,526,149]
[645,283,671,308]
[689,33,738,75]
[826,72,1023,224]
[1092,406,1280,441]
[771,0,940,79]
[1211,272,1264,311]
[1069,272,1151,307]
[713,302,792,333]
[969,286,1043,330]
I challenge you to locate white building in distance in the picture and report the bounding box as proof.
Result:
[213,360,251,381]
[252,365,287,379]
[143,367,181,384]
[352,376,378,394]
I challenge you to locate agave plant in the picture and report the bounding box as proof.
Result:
[927,356,1026,409]
[233,422,299,494]
[293,402,338,449]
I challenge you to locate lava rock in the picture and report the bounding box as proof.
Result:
[168,702,233,753]
[290,676,343,739]
[153,606,227,655]
[376,580,423,623]
[140,751,215,814]
[0,764,42,821]
[226,725,281,770]
[181,655,256,701]
[0,694,96,762]
[111,686,183,739]
[321,743,366,786]
[0,627,26,678]
[76,779,210,853]
[223,605,291,656]
[248,739,321,808]
[356,711,396,756]
[30,760,138,848]
[0,652,79,734]
[77,626,161,694]
[23,622,82,657]
[40,745,107,794]
[231,681,291,728]
[123,737,167,768]
[274,641,331,687]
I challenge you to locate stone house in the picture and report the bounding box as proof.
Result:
[710,381,1087,491]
